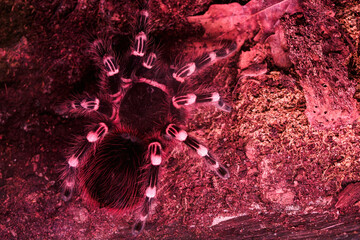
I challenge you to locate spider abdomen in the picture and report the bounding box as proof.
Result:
[80,132,147,211]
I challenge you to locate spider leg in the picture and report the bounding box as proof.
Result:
[172,42,237,83]
[56,95,114,119]
[61,122,109,201]
[90,8,154,104]
[123,9,150,78]
[132,141,162,235]
[142,52,157,70]
[126,5,160,80]
[91,39,133,104]
[91,39,123,93]
[165,124,230,179]
[131,9,149,58]
[172,92,232,112]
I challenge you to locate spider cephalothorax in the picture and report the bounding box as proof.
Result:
[59,0,236,235]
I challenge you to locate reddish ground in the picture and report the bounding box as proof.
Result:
[1,0,360,239]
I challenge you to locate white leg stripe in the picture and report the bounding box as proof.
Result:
[132,32,147,57]
[138,78,169,94]
[142,53,157,69]
[68,155,79,167]
[172,94,197,108]
[86,131,98,142]
[197,145,208,157]
[80,98,100,110]
[103,57,119,76]
[176,130,188,141]
[172,62,196,82]
[71,101,76,109]
[165,124,188,141]
[186,62,196,76]
[146,186,156,198]
[65,179,75,187]
[140,10,149,18]
[148,142,162,165]
[132,51,145,57]
[151,155,162,165]
[172,72,184,82]
[87,123,108,142]
[121,77,132,83]
[142,62,153,69]
[166,125,188,141]
[187,94,197,105]
[211,92,220,102]
[209,52,217,62]
[172,97,180,109]
[106,70,119,77]
[140,214,148,221]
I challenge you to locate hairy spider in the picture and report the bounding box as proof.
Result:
[58,0,236,235]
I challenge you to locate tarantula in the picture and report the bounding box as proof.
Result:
[58,0,236,235]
